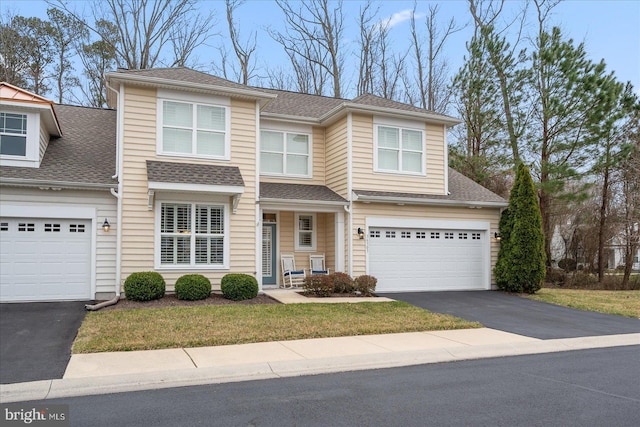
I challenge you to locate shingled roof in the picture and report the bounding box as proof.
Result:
[353,168,507,207]
[146,160,244,187]
[0,104,117,188]
[261,182,347,204]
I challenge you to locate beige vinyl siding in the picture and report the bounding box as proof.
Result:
[260,126,325,186]
[351,203,501,283]
[277,211,330,274]
[38,118,49,162]
[119,87,258,290]
[325,117,348,198]
[120,85,157,285]
[351,114,446,195]
[0,187,117,297]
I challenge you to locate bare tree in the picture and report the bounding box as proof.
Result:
[47,8,85,103]
[408,2,462,112]
[271,0,344,97]
[53,0,214,70]
[221,0,257,85]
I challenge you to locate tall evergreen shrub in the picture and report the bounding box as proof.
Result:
[495,164,546,293]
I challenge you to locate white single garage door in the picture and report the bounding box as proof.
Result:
[0,218,92,302]
[368,227,488,292]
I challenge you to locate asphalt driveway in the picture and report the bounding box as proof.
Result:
[380,291,640,339]
[0,301,87,384]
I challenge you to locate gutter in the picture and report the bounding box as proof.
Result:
[86,77,124,310]
[0,178,116,190]
[353,193,508,209]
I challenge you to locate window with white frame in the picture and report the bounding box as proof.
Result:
[160,100,228,158]
[0,112,28,156]
[159,202,227,267]
[260,130,311,177]
[295,213,316,250]
[375,125,424,174]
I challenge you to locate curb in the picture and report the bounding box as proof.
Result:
[1,333,638,403]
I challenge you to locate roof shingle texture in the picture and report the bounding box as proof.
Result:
[260,182,347,203]
[0,104,116,186]
[354,168,507,204]
[146,160,244,187]
[115,67,255,91]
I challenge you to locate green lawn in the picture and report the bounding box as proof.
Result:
[73,301,481,353]
[525,289,640,318]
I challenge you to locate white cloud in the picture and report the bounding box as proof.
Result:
[379,9,425,30]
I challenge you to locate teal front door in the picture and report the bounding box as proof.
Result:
[262,223,277,285]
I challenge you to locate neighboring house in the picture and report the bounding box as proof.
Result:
[0,69,507,302]
[0,82,117,302]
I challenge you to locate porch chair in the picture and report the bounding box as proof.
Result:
[281,254,306,288]
[309,254,330,275]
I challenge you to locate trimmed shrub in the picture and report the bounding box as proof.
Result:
[124,271,165,301]
[175,274,211,301]
[332,272,354,293]
[354,275,377,296]
[221,274,258,301]
[303,274,334,297]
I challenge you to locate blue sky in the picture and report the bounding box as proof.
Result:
[5,0,640,96]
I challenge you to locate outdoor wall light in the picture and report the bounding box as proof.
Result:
[494,232,501,241]
[357,227,365,239]
[102,218,111,233]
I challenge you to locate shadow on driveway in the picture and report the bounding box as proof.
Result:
[0,301,88,384]
[380,291,640,339]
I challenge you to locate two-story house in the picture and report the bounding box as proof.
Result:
[0,68,507,303]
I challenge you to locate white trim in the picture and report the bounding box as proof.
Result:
[259,129,313,178]
[347,112,353,276]
[260,200,346,213]
[0,110,40,168]
[354,192,508,208]
[0,204,98,299]
[154,200,231,270]
[156,98,231,161]
[157,88,231,106]
[261,120,312,134]
[373,115,427,130]
[373,123,426,176]
[335,210,345,272]
[147,181,244,195]
[444,126,449,194]
[295,212,317,252]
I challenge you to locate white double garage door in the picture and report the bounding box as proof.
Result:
[0,217,92,302]
[368,221,491,292]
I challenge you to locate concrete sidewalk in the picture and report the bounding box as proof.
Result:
[2,328,638,403]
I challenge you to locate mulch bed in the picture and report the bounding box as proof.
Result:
[98,292,280,310]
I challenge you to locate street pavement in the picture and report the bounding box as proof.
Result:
[1,290,638,404]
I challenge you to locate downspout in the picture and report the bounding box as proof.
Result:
[347,112,353,277]
[255,102,262,290]
[86,77,123,311]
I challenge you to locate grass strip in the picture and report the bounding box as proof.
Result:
[73,301,480,353]
[525,289,640,318]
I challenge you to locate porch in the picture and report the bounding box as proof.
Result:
[259,182,348,288]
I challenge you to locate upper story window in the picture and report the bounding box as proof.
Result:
[260,130,311,177]
[0,112,28,156]
[375,125,425,175]
[159,99,229,159]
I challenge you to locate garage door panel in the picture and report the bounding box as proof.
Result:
[0,218,92,302]
[369,226,487,292]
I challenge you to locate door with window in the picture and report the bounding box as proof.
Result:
[262,223,277,285]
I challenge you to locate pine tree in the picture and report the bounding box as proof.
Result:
[495,164,546,293]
